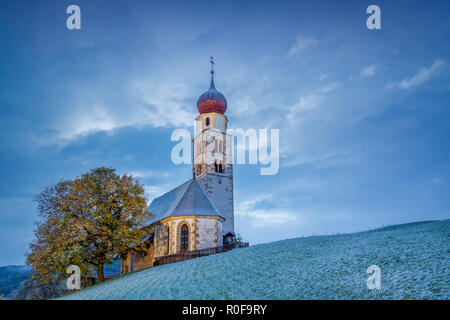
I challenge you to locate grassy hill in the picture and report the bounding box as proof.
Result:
[61,219,449,300]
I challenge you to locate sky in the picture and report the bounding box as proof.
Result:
[0,0,449,266]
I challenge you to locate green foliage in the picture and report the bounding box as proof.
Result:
[26,167,152,286]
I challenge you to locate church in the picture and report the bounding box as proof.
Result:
[121,61,235,274]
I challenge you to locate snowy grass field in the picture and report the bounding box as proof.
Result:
[61,220,449,300]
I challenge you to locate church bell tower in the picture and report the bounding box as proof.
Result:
[193,58,234,235]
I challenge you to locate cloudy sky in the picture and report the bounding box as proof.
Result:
[1,0,449,266]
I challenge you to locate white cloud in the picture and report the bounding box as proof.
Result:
[127,170,170,179]
[388,59,447,89]
[50,104,124,142]
[287,37,318,57]
[256,54,280,64]
[281,151,357,169]
[427,177,441,184]
[40,79,194,146]
[360,64,377,78]
[287,83,338,118]
[228,96,258,116]
[235,194,301,228]
[144,184,172,203]
[131,79,193,127]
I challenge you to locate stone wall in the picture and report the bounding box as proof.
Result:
[160,216,221,254]
[195,217,220,250]
[193,129,235,235]
[154,223,169,258]
[198,174,234,234]
[121,215,223,274]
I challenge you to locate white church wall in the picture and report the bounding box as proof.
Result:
[198,174,234,234]
[196,217,219,250]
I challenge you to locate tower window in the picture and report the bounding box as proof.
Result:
[215,161,224,173]
[205,117,210,127]
[180,224,189,251]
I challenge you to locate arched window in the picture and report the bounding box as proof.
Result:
[205,117,210,127]
[180,224,189,251]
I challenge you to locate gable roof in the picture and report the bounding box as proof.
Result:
[146,179,223,225]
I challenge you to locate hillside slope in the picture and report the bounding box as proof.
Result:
[0,265,30,297]
[0,261,121,299]
[61,220,449,300]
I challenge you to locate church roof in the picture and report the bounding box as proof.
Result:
[146,179,224,225]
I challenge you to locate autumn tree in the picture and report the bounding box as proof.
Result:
[27,167,152,285]
[27,180,91,285]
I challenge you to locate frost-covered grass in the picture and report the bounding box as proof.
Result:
[61,220,449,300]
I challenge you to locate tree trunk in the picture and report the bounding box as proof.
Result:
[96,265,104,283]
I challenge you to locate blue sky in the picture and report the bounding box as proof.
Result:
[0,0,449,266]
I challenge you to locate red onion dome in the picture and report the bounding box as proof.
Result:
[197,72,227,114]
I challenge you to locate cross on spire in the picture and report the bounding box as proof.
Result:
[210,56,215,74]
[209,56,216,89]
